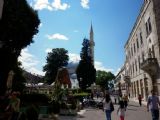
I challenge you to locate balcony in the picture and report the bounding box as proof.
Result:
[140,58,158,76]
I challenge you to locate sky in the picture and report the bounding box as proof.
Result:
[19,0,144,76]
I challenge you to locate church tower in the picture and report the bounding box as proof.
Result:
[89,24,95,66]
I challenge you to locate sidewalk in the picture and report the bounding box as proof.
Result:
[58,100,152,120]
[39,99,153,120]
[128,97,147,106]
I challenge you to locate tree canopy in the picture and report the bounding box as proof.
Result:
[0,0,40,95]
[43,48,69,84]
[96,70,115,91]
[0,0,40,51]
[76,38,96,90]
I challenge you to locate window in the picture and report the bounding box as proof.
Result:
[133,63,134,75]
[134,43,136,53]
[131,46,133,56]
[136,38,139,49]
[140,32,143,44]
[148,18,152,33]
[145,22,148,35]
[152,45,155,58]
[135,60,137,72]
[145,17,152,36]
[142,52,145,62]
[138,56,140,69]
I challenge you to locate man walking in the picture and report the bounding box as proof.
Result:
[147,90,160,120]
[138,94,142,106]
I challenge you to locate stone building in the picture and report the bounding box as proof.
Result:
[115,0,160,101]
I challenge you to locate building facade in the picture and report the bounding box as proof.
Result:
[115,0,160,101]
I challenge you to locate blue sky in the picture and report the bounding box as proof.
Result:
[19,0,143,76]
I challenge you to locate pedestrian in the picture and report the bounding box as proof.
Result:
[147,90,160,120]
[118,94,123,104]
[138,94,142,106]
[91,92,94,100]
[117,101,125,120]
[114,95,117,104]
[103,93,114,120]
[123,94,129,110]
[96,91,100,99]
[5,91,20,120]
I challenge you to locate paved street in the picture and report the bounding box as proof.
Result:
[58,100,153,120]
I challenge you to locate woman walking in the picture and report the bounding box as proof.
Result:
[117,101,125,120]
[103,93,114,120]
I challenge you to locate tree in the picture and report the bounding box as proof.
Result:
[76,38,96,90]
[96,70,115,91]
[0,0,40,95]
[12,62,26,93]
[43,48,69,84]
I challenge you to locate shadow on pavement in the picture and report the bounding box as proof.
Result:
[128,104,140,107]
[127,108,137,111]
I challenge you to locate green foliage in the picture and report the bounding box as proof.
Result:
[0,0,40,50]
[43,48,69,84]
[73,92,89,97]
[76,38,96,89]
[76,60,96,89]
[80,38,91,61]
[0,0,40,95]
[25,104,39,120]
[12,62,26,93]
[96,70,115,90]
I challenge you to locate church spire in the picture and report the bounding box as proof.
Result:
[89,23,95,66]
[90,23,93,35]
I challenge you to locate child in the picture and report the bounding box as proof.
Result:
[117,101,125,120]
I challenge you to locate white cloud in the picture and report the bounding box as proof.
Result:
[68,53,114,72]
[45,48,52,53]
[28,67,45,76]
[95,61,114,72]
[81,0,90,9]
[68,53,80,63]
[33,0,70,11]
[46,33,69,41]
[114,68,121,76]
[51,0,70,11]
[39,23,43,27]
[18,48,45,76]
[33,0,53,11]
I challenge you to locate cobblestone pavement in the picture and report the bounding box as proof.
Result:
[58,100,153,120]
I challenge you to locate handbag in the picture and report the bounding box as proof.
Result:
[110,102,114,112]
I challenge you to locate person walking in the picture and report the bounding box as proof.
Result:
[123,94,129,110]
[103,93,114,120]
[117,101,125,120]
[5,91,20,120]
[138,94,142,106]
[147,90,160,120]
